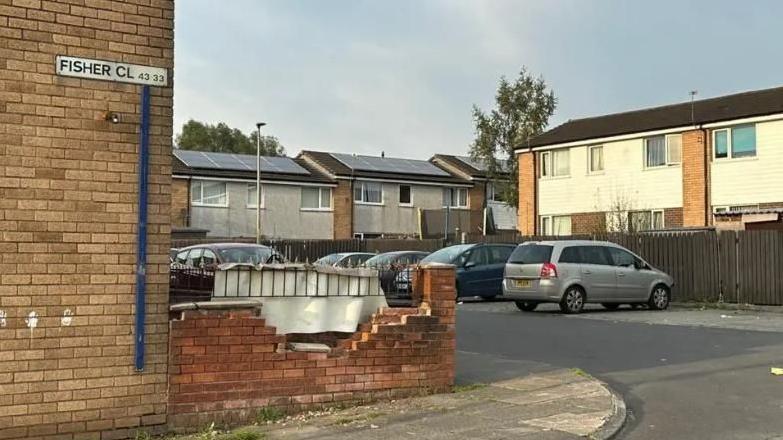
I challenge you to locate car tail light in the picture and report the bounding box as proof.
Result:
[540,263,558,279]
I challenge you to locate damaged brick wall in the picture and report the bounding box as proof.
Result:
[167,265,457,431]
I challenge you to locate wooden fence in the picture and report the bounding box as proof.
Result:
[171,231,783,306]
[469,230,783,306]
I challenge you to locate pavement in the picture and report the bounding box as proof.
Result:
[456,300,783,439]
[216,369,625,439]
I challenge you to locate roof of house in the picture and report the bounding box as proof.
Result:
[430,154,511,179]
[298,150,470,185]
[526,85,783,148]
[172,149,334,184]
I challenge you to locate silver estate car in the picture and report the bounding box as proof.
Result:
[502,240,674,314]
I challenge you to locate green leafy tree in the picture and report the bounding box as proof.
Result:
[175,119,285,156]
[469,68,556,207]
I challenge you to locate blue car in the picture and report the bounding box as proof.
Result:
[419,243,516,299]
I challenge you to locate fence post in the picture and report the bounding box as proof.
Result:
[734,230,740,306]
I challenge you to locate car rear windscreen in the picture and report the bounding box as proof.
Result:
[507,244,553,264]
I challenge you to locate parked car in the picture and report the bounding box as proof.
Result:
[314,252,376,268]
[364,251,430,295]
[418,243,516,299]
[502,240,674,314]
[170,243,287,297]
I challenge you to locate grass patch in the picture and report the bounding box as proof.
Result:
[134,431,151,440]
[571,368,588,377]
[452,383,487,393]
[333,416,360,426]
[255,407,285,424]
[221,430,264,440]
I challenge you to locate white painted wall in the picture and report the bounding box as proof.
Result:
[190,181,333,239]
[353,183,445,235]
[711,119,783,207]
[538,138,683,215]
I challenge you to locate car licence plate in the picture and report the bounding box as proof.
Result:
[513,279,532,288]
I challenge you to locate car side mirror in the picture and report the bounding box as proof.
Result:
[633,260,644,270]
[464,261,476,269]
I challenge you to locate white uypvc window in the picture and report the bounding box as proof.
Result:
[645,134,682,167]
[246,183,264,208]
[301,187,332,210]
[588,145,604,173]
[191,180,227,207]
[630,210,665,231]
[442,188,468,208]
[714,124,756,159]
[354,181,383,204]
[539,215,571,235]
[541,148,570,177]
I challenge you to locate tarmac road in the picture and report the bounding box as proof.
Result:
[456,302,783,440]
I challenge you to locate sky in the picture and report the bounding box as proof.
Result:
[173,0,783,160]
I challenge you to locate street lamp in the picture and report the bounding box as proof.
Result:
[255,122,266,244]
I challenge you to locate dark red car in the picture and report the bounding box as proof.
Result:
[169,243,286,302]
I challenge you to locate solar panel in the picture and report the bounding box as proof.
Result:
[331,153,450,177]
[173,149,310,175]
[455,156,510,173]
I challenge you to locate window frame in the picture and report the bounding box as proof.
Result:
[629,209,665,231]
[398,184,413,207]
[713,124,757,160]
[354,181,384,205]
[540,148,570,178]
[190,180,228,208]
[300,186,333,211]
[587,145,604,174]
[246,183,265,209]
[442,188,469,209]
[538,215,571,236]
[644,134,682,169]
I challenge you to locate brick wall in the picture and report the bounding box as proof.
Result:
[0,2,174,439]
[332,180,352,239]
[571,212,605,234]
[171,178,189,228]
[664,207,683,228]
[682,129,708,227]
[167,266,456,431]
[517,152,535,234]
[468,181,485,234]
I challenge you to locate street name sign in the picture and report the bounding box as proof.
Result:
[55,55,168,86]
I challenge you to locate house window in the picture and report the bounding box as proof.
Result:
[301,187,332,210]
[486,182,506,202]
[541,149,570,177]
[442,188,468,208]
[588,145,604,173]
[246,183,264,208]
[399,185,412,205]
[354,181,382,204]
[630,210,665,231]
[714,124,756,159]
[644,134,681,168]
[539,215,571,235]
[715,204,759,213]
[190,180,227,207]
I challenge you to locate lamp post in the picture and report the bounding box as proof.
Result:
[255,122,266,244]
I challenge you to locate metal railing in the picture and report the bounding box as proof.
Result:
[169,263,417,304]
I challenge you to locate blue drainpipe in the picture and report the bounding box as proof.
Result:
[134,85,151,371]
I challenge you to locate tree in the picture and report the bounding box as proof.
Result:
[175,119,285,156]
[469,68,556,207]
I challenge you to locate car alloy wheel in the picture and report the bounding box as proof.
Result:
[560,287,585,314]
[650,286,670,310]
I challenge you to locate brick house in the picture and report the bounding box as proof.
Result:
[172,149,336,239]
[516,86,783,234]
[429,154,517,232]
[297,151,481,239]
